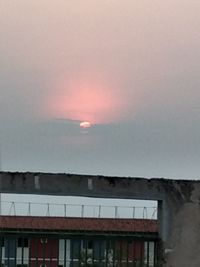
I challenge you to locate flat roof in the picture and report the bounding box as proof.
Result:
[0,216,158,234]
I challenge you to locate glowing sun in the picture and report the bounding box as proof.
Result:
[80,121,92,129]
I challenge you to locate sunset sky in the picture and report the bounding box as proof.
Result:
[1,0,200,179]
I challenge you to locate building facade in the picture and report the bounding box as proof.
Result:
[0,216,159,267]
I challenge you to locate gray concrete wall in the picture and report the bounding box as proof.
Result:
[0,171,199,267]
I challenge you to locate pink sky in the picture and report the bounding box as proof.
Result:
[1,1,200,121]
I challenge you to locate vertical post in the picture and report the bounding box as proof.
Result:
[153,241,158,267]
[146,241,150,267]
[139,241,144,267]
[112,239,115,267]
[50,239,53,267]
[9,202,16,216]
[46,203,50,216]
[14,238,17,267]
[42,237,46,267]
[36,238,39,267]
[98,205,101,218]
[143,207,147,219]
[6,238,10,267]
[78,239,81,267]
[81,205,84,218]
[132,207,135,219]
[133,240,136,267]
[115,206,118,218]
[126,240,129,267]
[28,237,31,267]
[0,235,2,267]
[64,204,67,217]
[71,239,74,267]
[85,239,88,267]
[105,239,108,267]
[21,238,24,266]
[99,240,102,266]
[92,240,94,266]
[28,202,31,216]
[64,239,67,267]
[119,240,122,267]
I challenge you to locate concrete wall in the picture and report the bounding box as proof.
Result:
[0,171,200,267]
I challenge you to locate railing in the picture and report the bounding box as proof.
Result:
[0,200,157,219]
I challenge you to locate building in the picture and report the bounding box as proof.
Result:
[0,216,158,267]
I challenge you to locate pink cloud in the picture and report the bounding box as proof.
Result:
[44,73,132,125]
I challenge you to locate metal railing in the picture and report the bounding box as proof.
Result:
[0,201,157,219]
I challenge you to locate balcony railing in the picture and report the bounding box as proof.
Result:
[0,200,157,219]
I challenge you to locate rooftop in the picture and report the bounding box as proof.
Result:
[0,216,158,235]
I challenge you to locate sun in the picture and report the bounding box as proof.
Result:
[80,121,92,129]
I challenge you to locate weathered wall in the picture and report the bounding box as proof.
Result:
[0,171,199,267]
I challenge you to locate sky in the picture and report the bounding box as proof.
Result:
[1,0,200,180]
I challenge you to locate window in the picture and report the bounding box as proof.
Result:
[0,237,4,247]
[88,241,93,249]
[17,238,28,247]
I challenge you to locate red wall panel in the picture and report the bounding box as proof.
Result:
[30,238,59,267]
